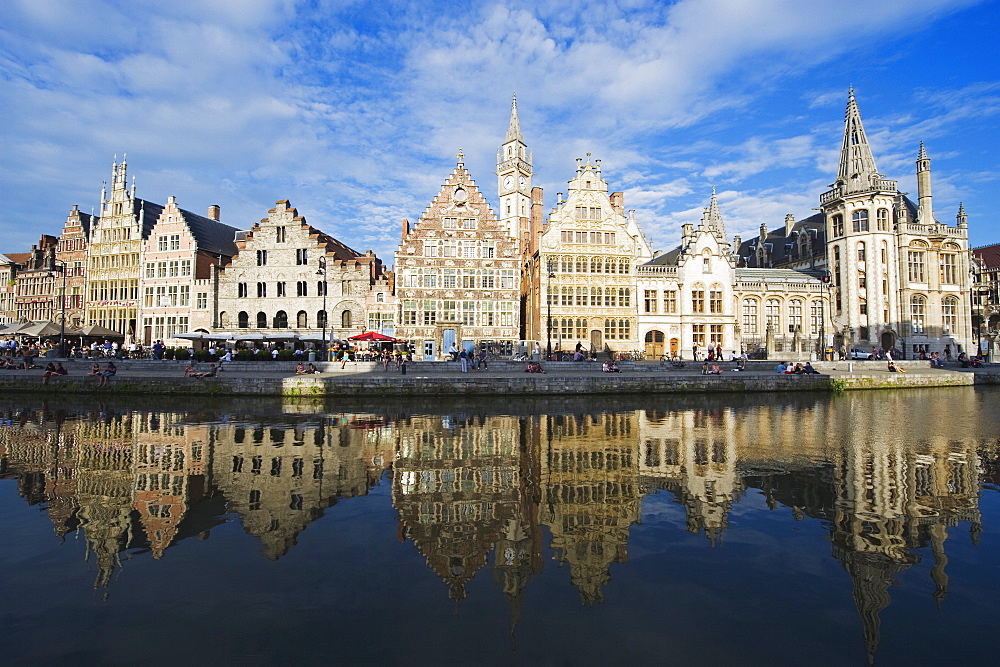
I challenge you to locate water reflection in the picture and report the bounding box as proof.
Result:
[1,390,998,663]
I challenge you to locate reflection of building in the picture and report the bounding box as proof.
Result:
[637,407,743,544]
[540,413,642,603]
[211,414,389,560]
[392,413,527,604]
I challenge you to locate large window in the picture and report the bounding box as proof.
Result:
[832,214,844,237]
[942,296,957,334]
[852,209,869,232]
[692,290,705,313]
[940,253,957,284]
[911,295,926,334]
[644,290,658,313]
[765,299,780,332]
[788,300,803,333]
[877,208,890,231]
[742,299,758,335]
[664,290,677,313]
[908,250,926,282]
[402,300,417,325]
[296,249,308,265]
[809,300,822,335]
[692,324,705,347]
[709,290,723,314]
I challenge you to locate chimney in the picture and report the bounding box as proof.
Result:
[784,213,795,236]
[610,192,624,212]
[208,205,221,221]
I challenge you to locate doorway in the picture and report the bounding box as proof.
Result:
[644,330,665,358]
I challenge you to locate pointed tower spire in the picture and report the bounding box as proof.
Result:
[956,202,967,228]
[916,142,934,225]
[837,89,882,194]
[505,94,524,144]
[703,187,727,238]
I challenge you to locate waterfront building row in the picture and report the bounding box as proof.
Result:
[1,91,993,359]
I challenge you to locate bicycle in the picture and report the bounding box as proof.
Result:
[659,354,685,368]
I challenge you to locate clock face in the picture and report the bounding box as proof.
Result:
[453,187,467,202]
[519,176,526,189]
[503,175,514,189]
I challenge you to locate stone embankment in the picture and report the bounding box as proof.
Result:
[1,357,996,397]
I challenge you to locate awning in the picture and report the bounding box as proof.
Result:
[348,331,396,342]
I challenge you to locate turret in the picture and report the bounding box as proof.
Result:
[956,202,967,229]
[916,142,934,225]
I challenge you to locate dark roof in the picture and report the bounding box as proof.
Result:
[645,246,683,266]
[179,208,240,257]
[133,198,165,239]
[1,252,31,265]
[735,212,826,268]
[973,243,1000,270]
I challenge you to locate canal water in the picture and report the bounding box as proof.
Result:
[2,388,998,665]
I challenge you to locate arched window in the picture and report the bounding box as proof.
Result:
[703,249,712,273]
[238,311,249,328]
[877,208,890,231]
[942,296,957,334]
[742,299,759,335]
[341,310,352,328]
[788,300,803,333]
[317,310,327,329]
[297,310,307,328]
[911,295,926,334]
[765,299,780,331]
[852,209,869,232]
[273,310,288,328]
[256,312,268,328]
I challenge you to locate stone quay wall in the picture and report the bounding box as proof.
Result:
[0,358,993,397]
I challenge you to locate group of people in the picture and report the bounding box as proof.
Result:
[448,344,491,372]
[775,362,820,375]
[692,344,725,362]
[183,362,221,378]
[85,361,117,385]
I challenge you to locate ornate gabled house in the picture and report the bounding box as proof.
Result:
[637,190,738,359]
[394,153,521,360]
[140,196,239,344]
[215,199,383,344]
[56,205,93,331]
[86,156,164,340]
[12,235,59,323]
[533,155,653,356]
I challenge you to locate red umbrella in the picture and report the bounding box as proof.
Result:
[348,331,396,342]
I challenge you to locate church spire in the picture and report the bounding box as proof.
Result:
[836,88,882,195]
[504,94,524,144]
[703,187,727,238]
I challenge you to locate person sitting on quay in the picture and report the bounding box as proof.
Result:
[295,361,307,375]
[803,362,819,374]
[184,362,198,377]
[971,355,984,368]
[87,363,101,377]
[775,362,787,374]
[525,361,546,374]
[193,364,220,378]
[307,363,320,374]
[99,361,117,386]
[603,361,620,373]
[888,361,907,373]
[708,362,723,375]
[930,352,945,368]
[476,349,489,370]
[41,362,68,384]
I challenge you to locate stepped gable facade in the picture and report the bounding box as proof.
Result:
[140,196,240,344]
[215,199,382,342]
[394,152,521,359]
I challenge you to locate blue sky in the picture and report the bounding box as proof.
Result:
[2,0,998,264]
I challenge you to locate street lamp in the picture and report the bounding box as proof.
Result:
[546,259,556,360]
[51,259,67,357]
[317,257,328,361]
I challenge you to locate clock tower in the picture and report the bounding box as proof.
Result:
[497,94,532,245]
